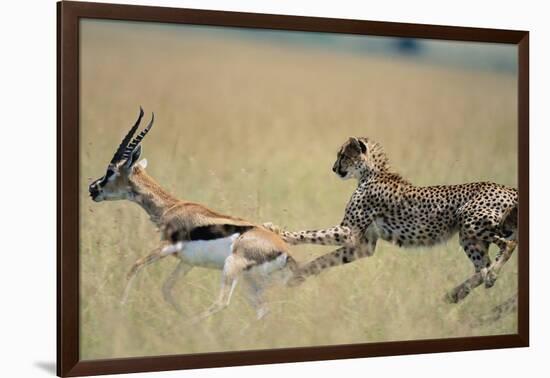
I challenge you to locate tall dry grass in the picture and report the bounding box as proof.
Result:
[79,20,517,359]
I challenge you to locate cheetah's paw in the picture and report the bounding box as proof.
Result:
[262,222,282,234]
[484,269,498,288]
[287,274,306,287]
[445,284,471,304]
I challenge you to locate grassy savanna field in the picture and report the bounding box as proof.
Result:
[79,20,518,359]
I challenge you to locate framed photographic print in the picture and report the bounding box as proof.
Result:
[57,1,529,376]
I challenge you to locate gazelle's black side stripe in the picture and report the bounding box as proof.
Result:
[169,224,254,242]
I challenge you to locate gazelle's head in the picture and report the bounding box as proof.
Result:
[89,107,154,202]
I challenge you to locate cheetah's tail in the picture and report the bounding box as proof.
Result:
[472,295,517,327]
[499,204,518,238]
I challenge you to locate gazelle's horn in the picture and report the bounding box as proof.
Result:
[110,106,144,164]
[122,112,155,160]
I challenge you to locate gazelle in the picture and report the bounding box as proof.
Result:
[89,108,298,320]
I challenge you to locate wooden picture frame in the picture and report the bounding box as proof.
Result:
[57,1,529,376]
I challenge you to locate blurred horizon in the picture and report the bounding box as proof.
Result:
[83,19,517,74]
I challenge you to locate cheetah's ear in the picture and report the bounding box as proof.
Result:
[358,138,367,154]
[348,137,367,154]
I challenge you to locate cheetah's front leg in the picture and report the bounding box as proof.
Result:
[262,223,354,246]
[287,240,377,286]
[285,229,378,286]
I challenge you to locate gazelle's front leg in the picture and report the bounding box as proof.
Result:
[263,223,354,246]
[162,260,193,315]
[121,245,168,305]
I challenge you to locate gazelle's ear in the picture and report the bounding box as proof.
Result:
[138,158,148,169]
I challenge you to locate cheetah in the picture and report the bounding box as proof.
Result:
[265,137,518,303]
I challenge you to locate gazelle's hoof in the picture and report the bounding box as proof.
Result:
[256,307,270,320]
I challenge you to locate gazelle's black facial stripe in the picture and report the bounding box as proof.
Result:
[94,169,116,187]
[89,178,101,198]
[90,177,103,188]
[88,168,117,197]
[103,168,115,183]
[93,176,108,188]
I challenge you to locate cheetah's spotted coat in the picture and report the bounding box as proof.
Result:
[266,137,518,303]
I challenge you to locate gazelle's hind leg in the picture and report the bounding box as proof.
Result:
[235,275,270,334]
[162,260,193,315]
[191,276,238,323]
[242,274,269,320]
[191,255,246,323]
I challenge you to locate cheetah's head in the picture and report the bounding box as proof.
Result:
[332,137,388,180]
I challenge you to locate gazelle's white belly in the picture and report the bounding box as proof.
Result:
[161,233,290,275]
[177,233,240,269]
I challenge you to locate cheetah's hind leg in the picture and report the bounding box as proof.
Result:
[484,237,517,288]
[446,237,490,303]
[446,236,517,303]
[445,271,485,304]
[481,205,518,288]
